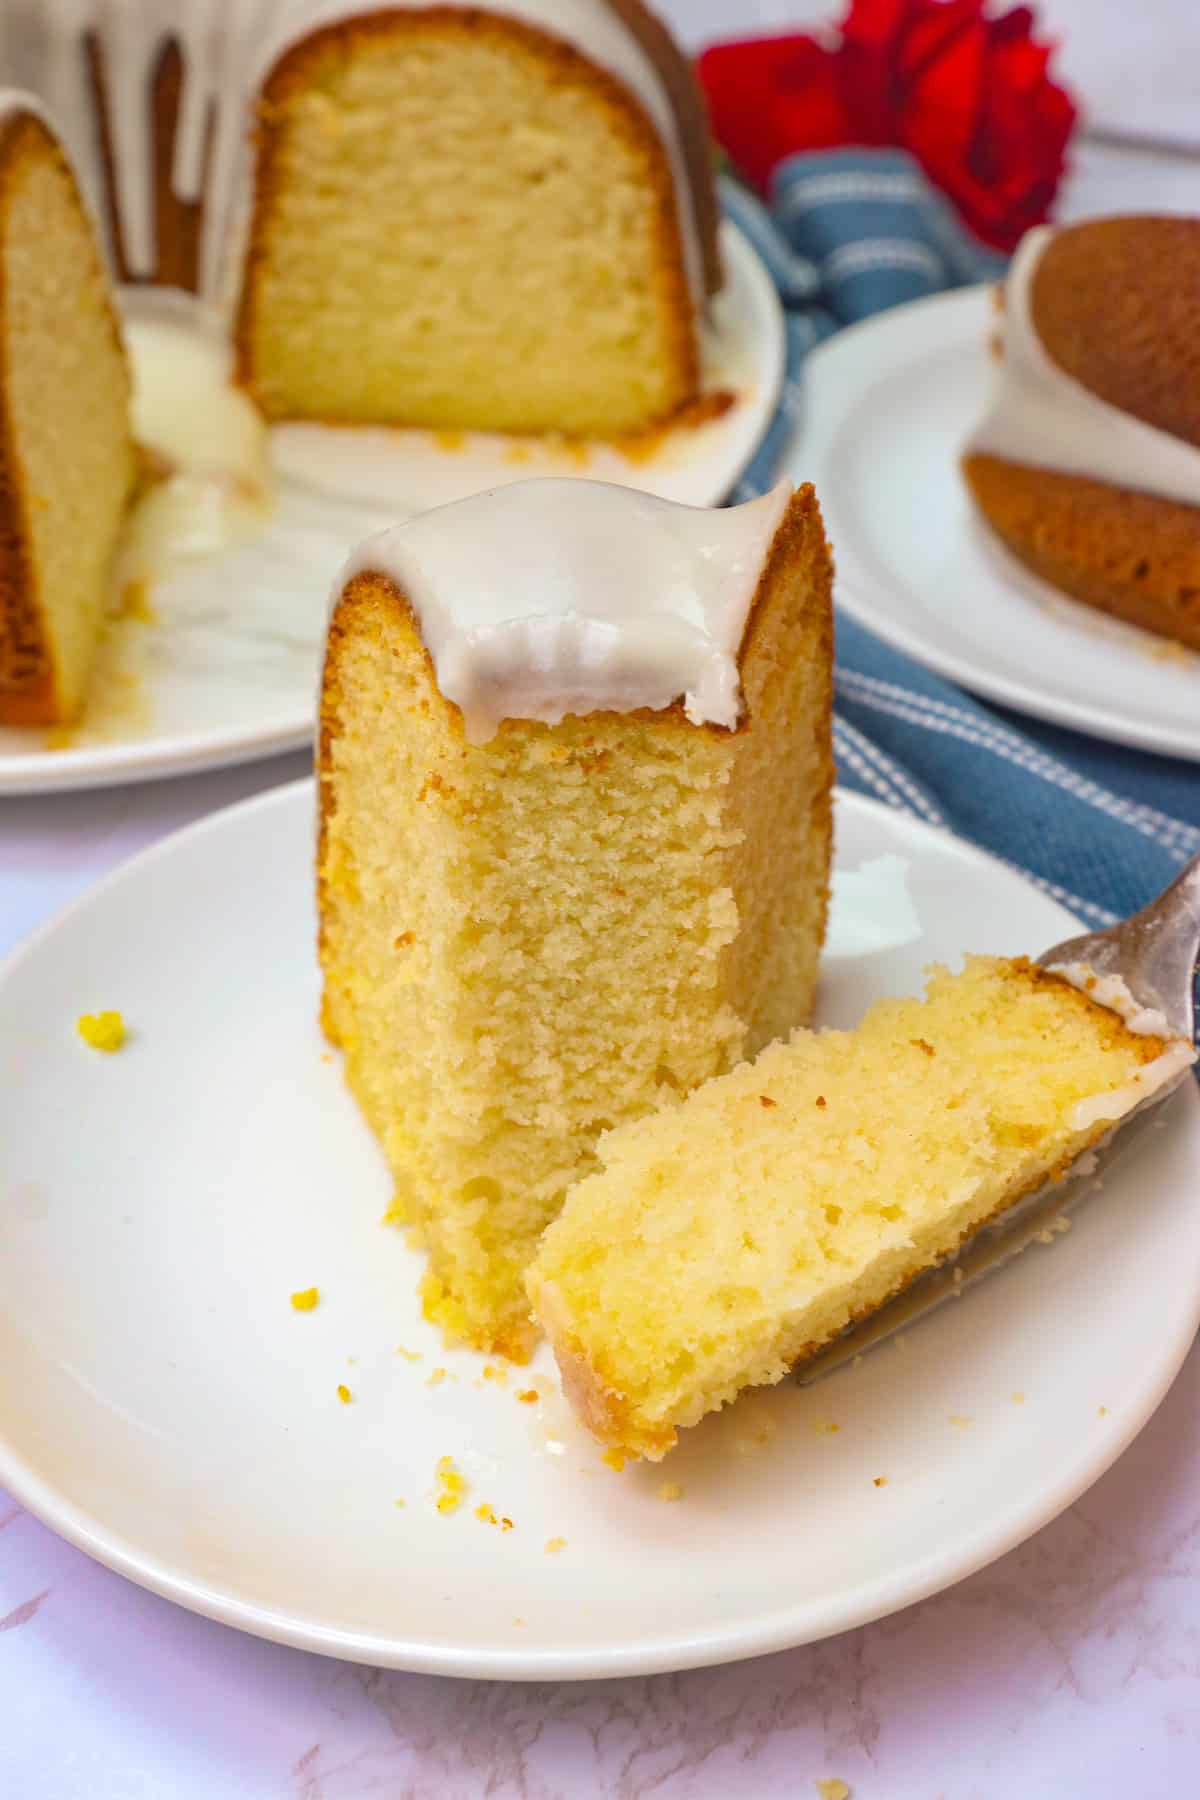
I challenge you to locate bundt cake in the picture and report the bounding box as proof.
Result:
[963,216,1200,647]
[0,91,135,726]
[528,957,1194,1460]
[317,477,834,1358]
[4,2,722,440]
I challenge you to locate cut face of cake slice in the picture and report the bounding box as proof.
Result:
[0,92,136,725]
[317,477,834,1358]
[527,956,1194,1457]
[233,1,720,437]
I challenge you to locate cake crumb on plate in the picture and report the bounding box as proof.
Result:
[435,1456,468,1514]
[815,1781,851,1800]
[657,1482,683,1502]
[336,1384,351,1404]
[290,1287,319,1312]
[545,1536,567,1553]
[76,1010,125,1052]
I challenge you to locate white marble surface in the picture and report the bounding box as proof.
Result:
[4,64,1200,1800]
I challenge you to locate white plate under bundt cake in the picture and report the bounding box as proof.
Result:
[317,476,835,1357]
[0,90,135,727]
[963,216,1200,649]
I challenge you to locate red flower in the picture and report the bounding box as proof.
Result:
[698,0,1077,252]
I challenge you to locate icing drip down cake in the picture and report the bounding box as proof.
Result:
[317,478,835,1358]
[0,91,135,726]
[963,217,1200,646]
[527,957,1195,1459]
[2,0,723,438]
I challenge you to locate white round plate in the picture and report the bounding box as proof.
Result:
[0,219,783,798]
[790,287,1200,760]
[2,782,1197,1680]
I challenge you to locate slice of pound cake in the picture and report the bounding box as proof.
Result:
[234,1,721,437]
[527,956,1194,1457]
[0,92,135,725]
[318,477,834,1358]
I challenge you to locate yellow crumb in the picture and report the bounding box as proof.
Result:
[873,1476,888,1488]
[396,1345,422,1362]
[516,1388,539,1404]
[76,1010,126,1053]
[290,1287,319,1312]
[1012,1391,1025,1404]
[427,1367,447,1387]
[475,1502,497,1525]
[336,1384,351,1404]
[811,1419,839,1436]
[657,1482,683,1502]
[1099,1405,1108,1417]
[482,1363,507,1383]
[816,1782,851,1800]
[602,1449,627,1472]
[949,1415,972,1429]
[434,1456,468,1514]
[394,1498,406,1509]
[545,1536,567,1553]
[500,1516,514,1531]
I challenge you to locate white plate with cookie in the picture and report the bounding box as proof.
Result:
[792,287,1200,762]
[0,219,783,798]
[1,781,1196,1678]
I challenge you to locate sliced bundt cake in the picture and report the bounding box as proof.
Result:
[233,1,721,437]
[528,957,1192,1459]
[317,478,834,1357]
[0,92,135,725]
[963,216,1200,646]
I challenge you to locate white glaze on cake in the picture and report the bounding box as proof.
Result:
[340,478,792,743]
[0,1,707,314]
[1048,961,1195,1129]
[967,224,1200,509]
[121,304,274,565]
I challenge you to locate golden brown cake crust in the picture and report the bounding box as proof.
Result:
[233,6,702,429]
[962,450,1200,648]
[1031,217,1200,449]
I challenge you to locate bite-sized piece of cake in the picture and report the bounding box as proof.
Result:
[962,216,1200,647]
[528,956,1194,1459]
[318,477,834,1357]
[0,91,135,726]
[234,1,721,437]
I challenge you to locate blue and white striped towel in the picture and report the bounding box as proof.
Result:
[722,147,1199,928]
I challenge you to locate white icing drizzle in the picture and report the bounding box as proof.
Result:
[1047,961,1195,1131]
[339,478,792,743]
[967,225,1200,509]
[121,300,274,563]
[0,1,706,315]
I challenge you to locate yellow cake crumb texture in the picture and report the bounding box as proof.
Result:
[527,955,1173,1460]
[544,1536,567,1554]
[815,1781,851,1800]
[76,1010,126,1052]
[290,1286,319,1312]
[336,1384,351,1404]
[317,491,834,1358]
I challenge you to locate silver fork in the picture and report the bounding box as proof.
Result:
[796,852,1200,1386]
